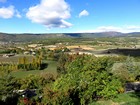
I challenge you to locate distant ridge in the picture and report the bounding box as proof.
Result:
[0,32,140,42]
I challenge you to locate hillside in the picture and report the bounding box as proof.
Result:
[0,32,140,42]
[0,33,67,42]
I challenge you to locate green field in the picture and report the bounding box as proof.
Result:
[113,92,140,105]
[90,92,140,105]
[11,60,57,78]
[0,54,57,78]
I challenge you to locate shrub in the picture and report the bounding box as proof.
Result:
[43,55,122,104]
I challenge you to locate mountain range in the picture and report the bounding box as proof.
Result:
[0,32,140,42]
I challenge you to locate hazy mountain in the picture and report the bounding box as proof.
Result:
[124,32,140,37]
[0,32,139,42]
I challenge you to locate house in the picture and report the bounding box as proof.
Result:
[3,53,15,57]
[67,52,92,55]
[32,52,36,55]
[24,51,30,55]
[28,44,43,48]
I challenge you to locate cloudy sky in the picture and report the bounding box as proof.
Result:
[0,0,140,33]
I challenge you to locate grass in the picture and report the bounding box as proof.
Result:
[11,60,57,78]
[113,92,140,105]
[90,92,140,105]
[89,100,117,105]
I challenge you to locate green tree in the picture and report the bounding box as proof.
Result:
[57,54,69,75]
[0,70,20,104]
[19,74,55,90]
[43,55,122,105]
[124,56,139,81]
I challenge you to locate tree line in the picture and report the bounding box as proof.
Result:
[0,56,43,71]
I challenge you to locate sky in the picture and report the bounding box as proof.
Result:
[0,0,140,33]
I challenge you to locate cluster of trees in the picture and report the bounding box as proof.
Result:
[18,57,42,70]
[0,56,43,71]
[112,56,140,82]
[0,49,16,54]
[0,48,26,54]
[0,69,55,105]
[0,63,18,71]
[0,70,20,105]
[46,47,70,61]
[42,55,124,105]
[0,53,140,104]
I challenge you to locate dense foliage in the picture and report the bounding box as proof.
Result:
[43,55,122,105]
[0,53,140,104]
[0,56,46,71]
[0,70,20,105]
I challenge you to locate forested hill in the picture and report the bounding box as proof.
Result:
[0,32,140,42]
[0,33,67,42]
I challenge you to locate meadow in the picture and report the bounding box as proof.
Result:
[11,60,57,78]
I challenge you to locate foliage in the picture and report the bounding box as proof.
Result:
[0,49,16,54]
[57,53,70,75]
[18,56,42,70]
[43,55,122,105]
[0,56,45,71]
[18,73,55,90]
[0,70,20,104]
[16,73,55,105]
[112,56,140,82]
[112,63,130,83]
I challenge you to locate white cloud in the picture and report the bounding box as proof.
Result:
[78,25,140,33]
[95,26,122,32]
[125,25,140,31]
[96,26,140,33]
[0,5,21,19]
[26,0,72,28]
[0,6,15,19]
[0,0,7,3]
[15,10,22,18]
[79,10,89,17]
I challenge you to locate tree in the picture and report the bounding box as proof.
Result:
[0,70,20,104]
[43,55,122,105]
[57,54,69,75]
[125,56,136,74]
[19,74,55,90]
[123,56,139,81]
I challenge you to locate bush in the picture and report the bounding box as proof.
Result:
[43,55,122,104]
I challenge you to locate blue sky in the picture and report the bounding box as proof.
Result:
[0,0,140,33]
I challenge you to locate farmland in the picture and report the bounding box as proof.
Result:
[0,34,140,105]
[1,0,140,104]
[0,35,140,79]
